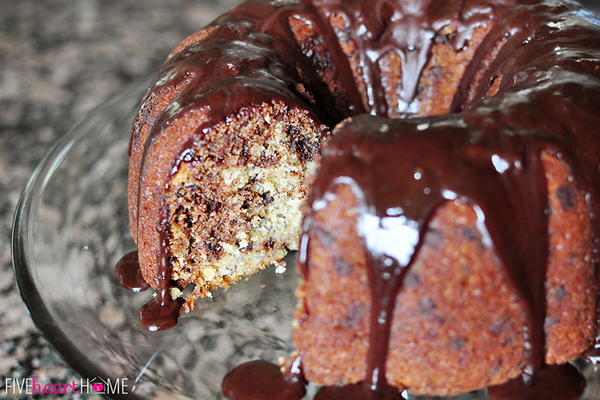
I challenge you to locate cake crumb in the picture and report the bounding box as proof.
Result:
[170,287,183,299]
[275,264,287,274]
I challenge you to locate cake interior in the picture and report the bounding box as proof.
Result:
[165,102,325,309]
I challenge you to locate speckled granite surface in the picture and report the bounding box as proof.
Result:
[1,0,599,399]
[0,0,237,398]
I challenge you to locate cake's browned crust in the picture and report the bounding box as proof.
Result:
[293,152,595,396]
[289,17,345,112]
[128,73,195,245]
[129,103,210,289]
[417,24,492,117]
[326,17,492,118]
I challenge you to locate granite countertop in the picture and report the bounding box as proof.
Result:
[0,1,237,398]
[1,1,599,399]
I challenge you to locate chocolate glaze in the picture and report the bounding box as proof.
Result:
[222,357,306,400]
[114,250,149,293]
[128,0,600,396]
[138,294,182,332]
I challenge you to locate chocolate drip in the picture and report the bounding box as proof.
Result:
[222,357,306,400]
[114,250,149,292]
[138,220,183,332]
[114,249,181,331]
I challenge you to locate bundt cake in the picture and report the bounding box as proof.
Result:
[126,0,600,396]
[128,0,511,323]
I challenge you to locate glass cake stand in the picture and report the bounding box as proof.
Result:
[11,78,600,400]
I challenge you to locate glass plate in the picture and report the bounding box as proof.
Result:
[11,77,600,399]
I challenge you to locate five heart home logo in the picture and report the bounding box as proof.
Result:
[3,376,129,395]
[90,379,105,393]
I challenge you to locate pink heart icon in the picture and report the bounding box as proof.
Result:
[92,383,104,392]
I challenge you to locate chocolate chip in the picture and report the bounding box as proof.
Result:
[287,125,302,137]
[459,227,479,241]
[206,199,221,213]
[260,154,276,165]
[333,257,354,276]
[404,272,421,288]
[545,317,560,330]
[556,185,576,210]
[239,142,251,162]
[448,337,466,350]
[341,303,366,327]
[430,66,444,80]
[263,239,275,249]
[287,125,318,162]
[313,226,335,247]
[419,297,436,314]
[425,228,443,248]
[191,191,201,203]
[261,192,274,205]
[204,240,222,255]
[554,286,567,301]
